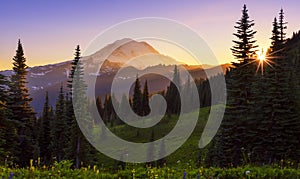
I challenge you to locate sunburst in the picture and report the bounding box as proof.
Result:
[255,48,284,76]
[235,47,285,76]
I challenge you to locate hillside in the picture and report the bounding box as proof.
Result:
[95,107,211,167]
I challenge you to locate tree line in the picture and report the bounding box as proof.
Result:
[0,38,217,168]
[205,5,300,167]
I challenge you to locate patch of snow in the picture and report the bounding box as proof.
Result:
[32,86,44,91]
[31,72,46,76]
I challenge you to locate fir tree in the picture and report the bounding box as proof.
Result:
[165,65,181,114]
[39,92,52,165]
[51,85,68,162]
[66,45,96,168]
[278,8,287,45]
[141,80,150,116]
[270,17,280,53]
[215,5,258,167]
[0,74,17,164]
[132,75,142,116]
[231,4,258,60]
[8,40,36,167]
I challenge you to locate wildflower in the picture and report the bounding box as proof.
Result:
[9,172,14,179]
[30,159,33,168]
[38,157,40,166]
[183,170,186,179]
[245,170,250,175]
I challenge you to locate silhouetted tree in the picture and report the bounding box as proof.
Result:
[141,80,150,116]
[39,92,52,165]
[132,75,142,116]
[8,40,36,167]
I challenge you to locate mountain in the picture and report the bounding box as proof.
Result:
[0,39,228,115]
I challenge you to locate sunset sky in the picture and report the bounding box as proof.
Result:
[1,0,299,70]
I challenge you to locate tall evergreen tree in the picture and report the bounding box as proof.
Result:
[215,5,258,167]
[39,92,52,165]
[231,4,258,60]
[51,85,68,162]
[8,40,36,167]
[132,75,142,116]
[66,45,96,168]
[141,80,150,116]
[165,65,181,114]
[270,17,280,53]
[103,94,113,124]
[67,45,81,95]
[278,8,287,45]
[265,9,299,162]
[0,74,17,164]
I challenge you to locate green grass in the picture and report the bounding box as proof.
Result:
[1,161,300,179]
[95,107,211,167]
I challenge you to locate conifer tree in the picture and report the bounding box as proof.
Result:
[8,40,36,167]
[216,5,258,167]
[51,85,68,162]
[66,45,96,168]
[141,80,150,116]
[103,94,113,124]
[39,92,52,165]
[278,9,287,45]
[132,75,142,116]
[0,74,17,164]
[231,4,258,60]
[165,65,181,114]
[265,9,298,162]
[270,17,280,53]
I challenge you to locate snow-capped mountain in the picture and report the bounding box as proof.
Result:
[0,38,228,115]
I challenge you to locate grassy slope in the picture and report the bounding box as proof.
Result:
[96,107,211,167]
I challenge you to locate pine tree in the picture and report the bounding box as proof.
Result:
[0,74,17,164]
[8,40,36,167]
[266,10,298,162]
[103,94,113,124]
[39,92,52,165]
[66,45,96,168]
[215,5,258,167]
[141,80,150,116]
[231,4,258,60]
[278,9,287,45]
[51,85,68,162]
[165,65,181,114]
[132,75,142,116]
[270,17,280,53]
[67,45,81,95]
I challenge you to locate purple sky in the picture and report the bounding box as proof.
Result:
[1,0,299,70]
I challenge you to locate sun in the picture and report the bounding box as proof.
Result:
[256,49,266,75]
[258,50,266,62]
[255,48,275,76]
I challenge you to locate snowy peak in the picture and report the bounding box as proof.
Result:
[108,39,159,63]
[88,38,179,69]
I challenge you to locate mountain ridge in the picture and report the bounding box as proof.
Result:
[0,39,228,115]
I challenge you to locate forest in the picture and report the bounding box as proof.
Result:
[1,4,300,178]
